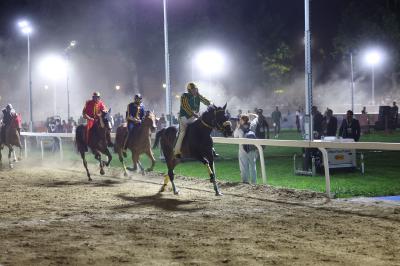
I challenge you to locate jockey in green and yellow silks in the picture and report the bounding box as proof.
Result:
[174,82,211,158]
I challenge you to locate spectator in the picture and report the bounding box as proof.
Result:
[234,114,257,184]
[339,110,361,141]
[237,109,242,120]
[271,106,282,138]
[157,113,167,130]
[295,108,301,133]
[361,106,367,115]
[322,109,337,137]
[62,120,68,133]
[311,106,324,139]
[251,109,269,140]
[392,101,398,128]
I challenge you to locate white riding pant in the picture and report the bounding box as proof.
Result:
[174,116,197,154]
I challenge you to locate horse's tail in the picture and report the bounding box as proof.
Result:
[75,125,87,153]
[114,125,127,154]
[152,128,165,149]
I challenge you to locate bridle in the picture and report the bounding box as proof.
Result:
[200,108,230,132]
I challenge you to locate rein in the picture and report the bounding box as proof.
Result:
[200,109,227,131]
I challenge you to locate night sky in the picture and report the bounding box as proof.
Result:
[0,0,393,120]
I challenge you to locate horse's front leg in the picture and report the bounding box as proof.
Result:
[94,151,105,175]
[133,153,145,175]
[145,150,156,172]
[0,145,3,169]
[8,145,14,169]
[103,148,112,167]
[202,156,222,196]
[117,149,128,177]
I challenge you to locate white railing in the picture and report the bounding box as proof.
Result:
[20,132,400,198]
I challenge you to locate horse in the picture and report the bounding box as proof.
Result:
[75,109,114,181]
[153,104,233,196]
[0,115,22,169]
[114,111,157,176]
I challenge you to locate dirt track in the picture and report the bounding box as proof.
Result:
[0,161,399,265]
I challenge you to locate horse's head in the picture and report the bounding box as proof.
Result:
[203,103,233,137]
[143,110,157,133]
[101,108,114,130]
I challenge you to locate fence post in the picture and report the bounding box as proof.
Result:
[318,147,331,198]
[59,137,63,160]
[24,137,28,159]
[40,139,44,161]
[256,144,267,184]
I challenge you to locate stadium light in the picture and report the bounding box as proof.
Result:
[364,48,384,105]
[39,55,67,115]
[194,49,227,78]
[17,19,34,131]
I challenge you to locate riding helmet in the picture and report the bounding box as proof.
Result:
[186,82,198,92]
[134,93,142,102]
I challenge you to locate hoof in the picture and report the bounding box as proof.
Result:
[159,185,166,193]
[215,191,223,196]
[141,170,145,176]
[210,178,215,183]
[173,190,180,195]
[124,172,128,177]
[9,164,13,169]
[88,177,92,181]
[100,169,105,175]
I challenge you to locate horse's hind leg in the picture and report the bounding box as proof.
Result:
[81,152,91,181]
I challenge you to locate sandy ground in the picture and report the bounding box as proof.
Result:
[0,160,399,266]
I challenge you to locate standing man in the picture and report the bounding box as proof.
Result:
[82,92,111,146]
[322,108,337,137]
[271,106,281,138]
[339,110,361,141]
[392,101,398,129]
[251,108,270,140]
[124,94,145,151]
[174,82,211,158]
[234,114,257,184]
[311,106,324,139]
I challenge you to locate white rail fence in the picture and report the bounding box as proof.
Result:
[20,132,400,198]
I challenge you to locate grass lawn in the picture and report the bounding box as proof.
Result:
[22,129,400,198]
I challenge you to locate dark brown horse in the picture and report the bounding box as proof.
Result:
[153,104,233,196]
[114,111,157,176]
[0,116,22,169]
[75,109,113,181]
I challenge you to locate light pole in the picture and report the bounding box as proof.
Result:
[350,52,355,112]
[304,0,313,141]
[18,20,33,131]
[163,0,172,126]
[364,49,383,106]
[65,40,76,121]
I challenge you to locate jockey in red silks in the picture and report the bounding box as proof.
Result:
[82,92,107,144]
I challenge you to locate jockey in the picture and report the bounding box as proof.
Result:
[1,104,16,143]
[174,82,211,158]
[124,93,145,151]
[82,92,112,146]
